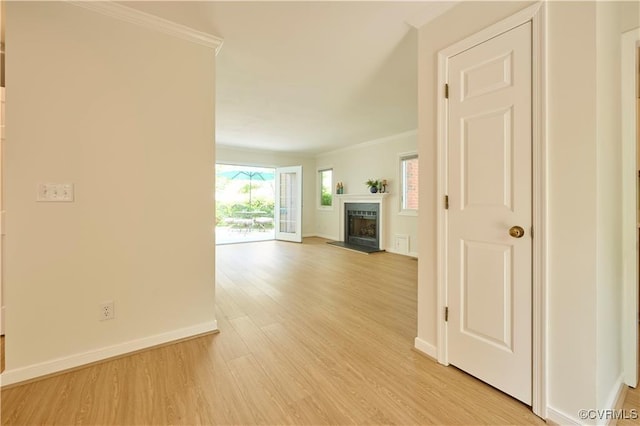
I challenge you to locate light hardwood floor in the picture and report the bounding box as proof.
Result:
[0,238,581,424]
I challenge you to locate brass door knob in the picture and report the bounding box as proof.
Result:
[509,226,525,238]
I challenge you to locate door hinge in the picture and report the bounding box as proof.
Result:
[444,306,449,322]
[444,195,449,210]
[444,83,449,99]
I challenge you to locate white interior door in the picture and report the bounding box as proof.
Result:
[446,22,532,404]
[275,165,302,243]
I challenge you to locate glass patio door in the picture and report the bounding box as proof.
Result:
[275,166,302,243]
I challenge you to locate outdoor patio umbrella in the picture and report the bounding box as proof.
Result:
[217,170,274,206]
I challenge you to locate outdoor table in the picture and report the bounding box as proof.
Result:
[236,210,267,218]
[233,211,269,231]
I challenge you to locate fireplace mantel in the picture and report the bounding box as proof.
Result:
[337,193,389,250]
[335,193,390,201]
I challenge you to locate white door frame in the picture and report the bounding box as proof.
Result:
[621,27,640,388]
[436,2,547,418]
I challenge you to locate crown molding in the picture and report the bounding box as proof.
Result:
[316,129,418,158]
[66,1,223,54]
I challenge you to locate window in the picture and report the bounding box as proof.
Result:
[319,168,333,207]
[401,154,418,211]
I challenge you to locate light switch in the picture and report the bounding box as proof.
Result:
[37,183,74,202]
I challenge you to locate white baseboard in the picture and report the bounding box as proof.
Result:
[386,247,418,258]
[414,337,437,359]
[311,233,339,241]
[605,374,627,426]
[546,406,579,426]
[525,376,625,426]
[0,320,218,387]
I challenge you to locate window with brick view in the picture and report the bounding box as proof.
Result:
[401,154,418,211]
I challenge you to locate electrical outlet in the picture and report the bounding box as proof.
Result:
[99,301,115,321]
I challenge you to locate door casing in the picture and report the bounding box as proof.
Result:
[621,27,640,388]
[435,2,547,419]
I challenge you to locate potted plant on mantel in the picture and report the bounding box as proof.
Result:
[366,179,380,193]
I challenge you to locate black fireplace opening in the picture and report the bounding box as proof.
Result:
[345,203,379,249]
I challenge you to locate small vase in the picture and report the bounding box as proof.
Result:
[370,186,378,194]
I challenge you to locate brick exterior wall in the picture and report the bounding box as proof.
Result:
[405,158,419,209]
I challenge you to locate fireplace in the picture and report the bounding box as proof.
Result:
[345,203,379,249]
[328,194,387,253]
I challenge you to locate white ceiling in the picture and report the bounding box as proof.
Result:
[121,1,457,155]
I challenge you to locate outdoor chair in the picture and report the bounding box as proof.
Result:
[254,217,274,231]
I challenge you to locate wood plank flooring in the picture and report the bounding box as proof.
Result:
[2,238,546,424]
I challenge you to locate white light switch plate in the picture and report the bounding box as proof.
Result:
[37,183,74,202]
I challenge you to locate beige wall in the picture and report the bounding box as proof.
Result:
[417,0,639,421]
[3,2,217,382]
[546,0,639,416]
[546,1,599,416]
[595,0,640,409]
[216,145,316,237]
[315,131,418,256]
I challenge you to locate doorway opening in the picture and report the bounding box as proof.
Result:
[215,164,275,245]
